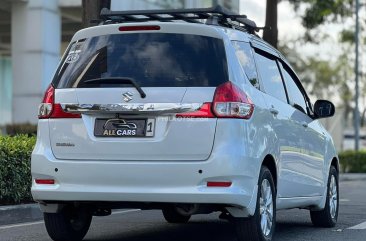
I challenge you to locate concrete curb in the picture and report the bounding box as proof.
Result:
[0,203,42,226]
[340,173,366,182]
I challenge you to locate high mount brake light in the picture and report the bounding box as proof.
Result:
[119,25,161,31]
[176,82,254,119]
[38,85,81,119]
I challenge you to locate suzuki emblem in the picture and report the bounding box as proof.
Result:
[123,92,133,102]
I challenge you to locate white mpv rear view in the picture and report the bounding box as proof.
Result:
[31,6,339,241]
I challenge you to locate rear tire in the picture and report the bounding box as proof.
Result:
[235,166,276,241]
[44,206,92,241]
[162,207,191,223]
[310,166,339,227]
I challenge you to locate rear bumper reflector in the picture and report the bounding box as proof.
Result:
[207,181,232,187]
[35,179,55,185]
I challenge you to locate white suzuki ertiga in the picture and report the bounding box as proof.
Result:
[31,6,339,241]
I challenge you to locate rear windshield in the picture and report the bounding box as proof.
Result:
[53,33,228,88]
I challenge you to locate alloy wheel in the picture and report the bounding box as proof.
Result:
[260,179,274,237]
[329,175,338,219]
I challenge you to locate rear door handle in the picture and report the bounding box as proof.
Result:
[301,121,308,128]
[270,108,279,115]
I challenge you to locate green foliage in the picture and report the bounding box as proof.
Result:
[340,29,355,43]
[0,135,36,205]
[289,0,353,29]
[279,41,353,101]
[286,0,354,44]
[339,150,366,173]
[4,123,37,136]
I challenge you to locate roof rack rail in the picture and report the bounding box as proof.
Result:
[97,5,260,35]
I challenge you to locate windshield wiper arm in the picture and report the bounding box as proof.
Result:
[83,77,146,98]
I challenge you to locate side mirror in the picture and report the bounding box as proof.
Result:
[314,100,335,119]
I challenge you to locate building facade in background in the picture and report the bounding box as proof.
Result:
[0,0,239,126]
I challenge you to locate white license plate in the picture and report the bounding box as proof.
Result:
[94,118,155,137]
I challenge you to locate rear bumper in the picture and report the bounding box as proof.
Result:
[32,152,257,211]
[31,120,260,215]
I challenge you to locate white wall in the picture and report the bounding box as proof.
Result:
[59,0,81,7]
[11,0,61,124]
[111,0,182,10]
[0,57,12,125]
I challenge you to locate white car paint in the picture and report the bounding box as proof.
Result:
[31,21,338,218]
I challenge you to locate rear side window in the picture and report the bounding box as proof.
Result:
[53,33,228,88]
[232,41,259,89]
[253,50,288,103]
[279,63,308,113]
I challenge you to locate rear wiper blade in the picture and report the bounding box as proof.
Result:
[83,77,146,98]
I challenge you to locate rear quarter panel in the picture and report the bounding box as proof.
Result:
[220,34,281,189]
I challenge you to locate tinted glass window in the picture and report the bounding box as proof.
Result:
[232,41,259,88]
[254,51,287,103]
[53,33,228,88]
[280,63,307,113]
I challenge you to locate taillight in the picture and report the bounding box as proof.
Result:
[38,85,54,119]
[176,81,254,119]
[213,82,254,119]
[176,103,215,118]
[38,85,81,119]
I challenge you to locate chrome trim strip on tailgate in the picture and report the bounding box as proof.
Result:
[61,103,203,114]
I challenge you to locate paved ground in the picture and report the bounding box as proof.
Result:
[0,179,365,241]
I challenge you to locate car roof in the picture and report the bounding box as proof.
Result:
[71,21,252,43]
